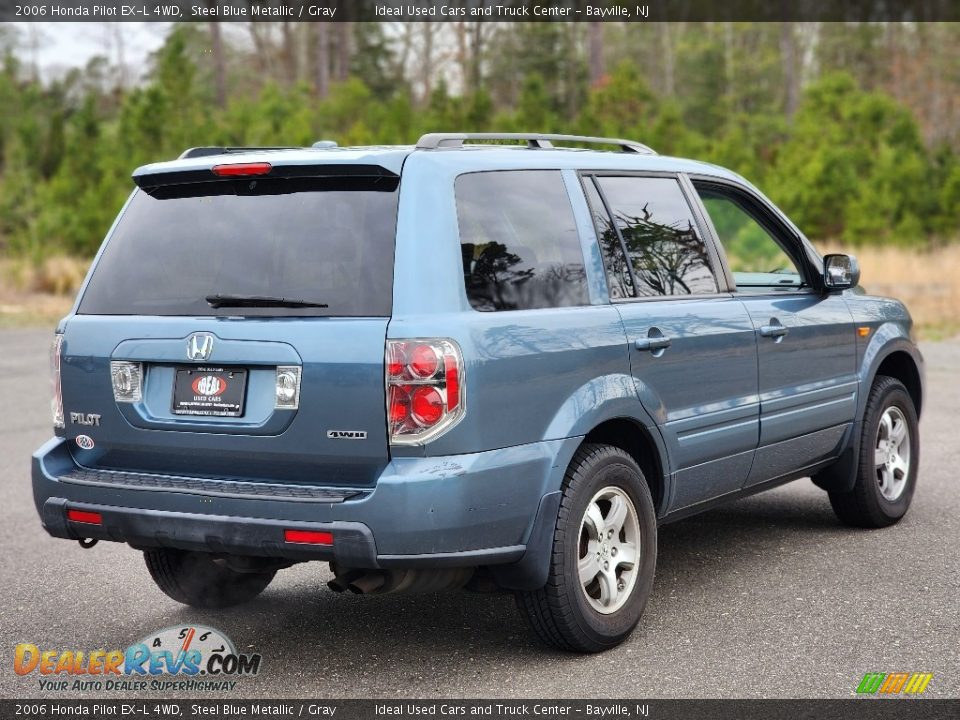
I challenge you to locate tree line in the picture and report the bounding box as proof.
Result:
[1,21,959,260]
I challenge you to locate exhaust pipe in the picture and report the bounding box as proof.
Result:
[328,565,474,595]
[327,568,366,593]
[347,572,386,594]
[78,538,98,549]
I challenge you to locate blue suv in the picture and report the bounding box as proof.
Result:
[33,133,923,652]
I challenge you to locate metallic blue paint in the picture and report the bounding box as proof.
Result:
[615,296,760,511]
[34,434,580,559]
[32,143,924,577]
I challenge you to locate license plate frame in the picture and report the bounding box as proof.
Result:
[172,366,248,418]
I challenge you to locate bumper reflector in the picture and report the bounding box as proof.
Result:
[284,529,333,546]
[67,509,102,525]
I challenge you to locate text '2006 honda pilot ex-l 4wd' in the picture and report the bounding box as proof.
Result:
[33,133,923,652]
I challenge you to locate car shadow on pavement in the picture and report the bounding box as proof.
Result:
[160,483,853,668]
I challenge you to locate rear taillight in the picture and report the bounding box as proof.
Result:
[386,339,465,445]
[50,334,64,429]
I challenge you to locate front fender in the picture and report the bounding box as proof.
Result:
[859,326,924,418]
[813,321,923,494]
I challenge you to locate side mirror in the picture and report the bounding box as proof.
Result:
[823,253,860,290]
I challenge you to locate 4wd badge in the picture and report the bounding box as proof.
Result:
[327,430,367,440]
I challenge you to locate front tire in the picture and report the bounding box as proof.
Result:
[829,375,920,528]
[144,549,276,608]
[515,444,657,653]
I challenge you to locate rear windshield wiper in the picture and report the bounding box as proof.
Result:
[205,294,329,309]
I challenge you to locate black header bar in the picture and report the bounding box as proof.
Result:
[3,0,960,23]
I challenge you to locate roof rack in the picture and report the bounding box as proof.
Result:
[178,146,303,160]
[415,133,657,155]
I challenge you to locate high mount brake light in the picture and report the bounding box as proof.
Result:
[386,339,465,445]
[211,162,272,177]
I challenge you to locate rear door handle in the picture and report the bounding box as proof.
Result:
[759,320,788,339]
[635,337,672,352]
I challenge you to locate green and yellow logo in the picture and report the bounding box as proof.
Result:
[857,672,933,695]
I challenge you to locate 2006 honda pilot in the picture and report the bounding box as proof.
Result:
[33,133,923,652]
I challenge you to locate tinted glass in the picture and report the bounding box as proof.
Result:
[79,177,399,317]
[582,179,633,299]
[697,189,804,291]
[593,176,718,297]
[457,171,589,311]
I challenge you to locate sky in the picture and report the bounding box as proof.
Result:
[13,22,170,80]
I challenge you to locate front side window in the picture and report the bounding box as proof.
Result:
[587,176,718,298]
[694,186,806,292]
[457,171,589,312]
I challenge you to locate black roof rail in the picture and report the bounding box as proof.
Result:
[415,133,656,155]
[178,146,303,159]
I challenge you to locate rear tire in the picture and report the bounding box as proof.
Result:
[515,443,657,653]
[829,375,919,528]
[144,549,275,608]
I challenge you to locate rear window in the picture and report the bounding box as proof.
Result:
[78,175,399,317]
[456,170,589,312]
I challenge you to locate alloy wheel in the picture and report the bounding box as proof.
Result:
[875,405,911,501]
[577,486,641,614]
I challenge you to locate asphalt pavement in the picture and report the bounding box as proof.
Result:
[1,327,957,699]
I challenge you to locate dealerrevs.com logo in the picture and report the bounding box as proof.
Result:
[14,625,261,692]
[856,672,933,696]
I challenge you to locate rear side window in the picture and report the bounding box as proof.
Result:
[585,176,718,298]
[457,171,589,312]
[78,175,399,317]
[583,179,633,300]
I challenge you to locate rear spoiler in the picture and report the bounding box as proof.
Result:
[132,163,400,196]
[179,146,303,159]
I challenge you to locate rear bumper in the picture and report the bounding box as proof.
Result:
[32,436,577,572]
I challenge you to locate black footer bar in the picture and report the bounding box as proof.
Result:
[6,699,960,720]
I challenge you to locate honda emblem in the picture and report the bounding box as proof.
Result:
[186,333,214,361]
